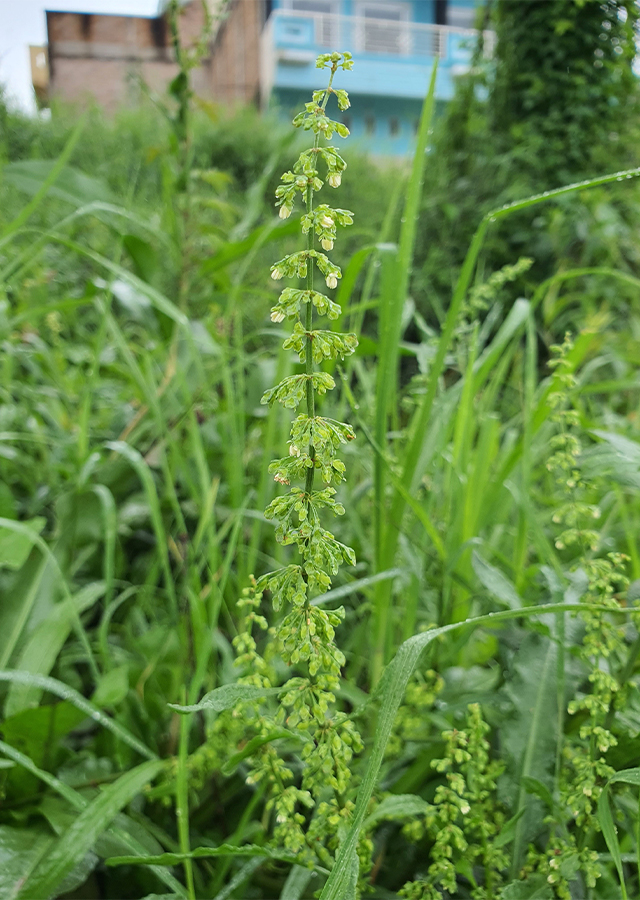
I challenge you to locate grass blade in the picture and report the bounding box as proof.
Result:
[0,671,157,760]
[371,60,438,685]
[0,740,186,897]
[0,115,86,243]
[17,759,164,900]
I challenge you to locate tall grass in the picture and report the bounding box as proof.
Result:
[2,68,640,899]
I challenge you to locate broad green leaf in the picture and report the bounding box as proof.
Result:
[1,704,86,775]
[123,233,159,283]
[0,516,46,569]
[363,794,430,831]
[501,875,553,899]
[17,759,164,900]
[5,582,105,716]
[472,550,522,609]
[0,671,156,760]
[92,664,130,707]
[502,634,558,874]
[0,825,56,900]
[169,683,281,714]
[2,160,113,207]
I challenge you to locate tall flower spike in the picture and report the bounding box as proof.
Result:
[252,52,363,843]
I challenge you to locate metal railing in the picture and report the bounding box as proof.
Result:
[269,9,495,60]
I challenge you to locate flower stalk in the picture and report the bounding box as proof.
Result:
[228,51,365,861]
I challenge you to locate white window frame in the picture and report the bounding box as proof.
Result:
[282,0,339,46]
[282,0,338,14]
[354,1,411,56]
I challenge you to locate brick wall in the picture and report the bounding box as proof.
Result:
[46,1,258,112]
[209,0,265,105]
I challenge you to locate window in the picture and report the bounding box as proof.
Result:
[355,2,410,55]
[447,4,477,30]
[365,115,376,135]
[289,0,334,12]
[286,0,337,45]
[389,117,399,136]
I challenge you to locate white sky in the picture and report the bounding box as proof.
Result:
[0,0,160,112]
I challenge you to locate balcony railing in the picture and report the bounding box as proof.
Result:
[266,9,495,60]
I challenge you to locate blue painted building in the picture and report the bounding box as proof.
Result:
[259,0,492,155]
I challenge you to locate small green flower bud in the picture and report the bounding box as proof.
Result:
[321,238,334,251]
[271,267,284,280]
[326,274,338,289]
[279,205,292,219]
[328,173,341,188]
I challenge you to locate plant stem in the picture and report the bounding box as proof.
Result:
[304,66,337,554]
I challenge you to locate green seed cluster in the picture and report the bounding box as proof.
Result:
[400,703,507,900]
[224,51,363,863]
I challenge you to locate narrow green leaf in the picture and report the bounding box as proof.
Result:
[0,671,157,760]
[17,759,164,900]
[0,115,87,244]
[221,730,299,775]
[521,776,555,811]
[0,741,185,897]
[310,568,403,606]
[213,858,263,900]
[0,519,97,681]
[598,783,627,900]
[200,217,300,274]
[106,441,177,614]
[169,683,281,714]
[279,864,315,900]
[493,808,526,849]
[363,794,430,831]
[0,516,46,570]
[5,582,105,716]
[472,551,522,609]
[106,843,329,872]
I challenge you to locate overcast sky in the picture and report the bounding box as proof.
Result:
[0,0,160,112]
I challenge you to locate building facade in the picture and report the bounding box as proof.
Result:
[44,0,265,111]
[41,0,489,154]
[262,0,491,154]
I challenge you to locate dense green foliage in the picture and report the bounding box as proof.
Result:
[4,6,640,898]
[414,0,640,330]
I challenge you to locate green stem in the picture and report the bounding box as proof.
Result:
[303,66,337,542]
[176,691,196,900]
